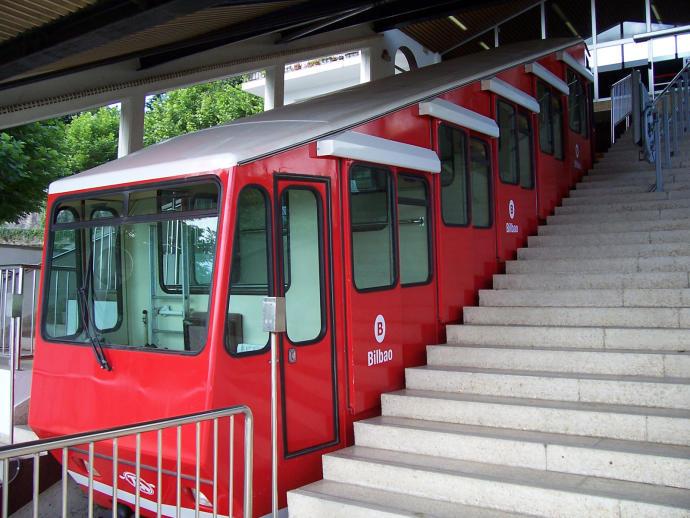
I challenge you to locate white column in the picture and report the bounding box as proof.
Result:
[360,46,394,83]
[118,94,145,158]
[264,65,285,111]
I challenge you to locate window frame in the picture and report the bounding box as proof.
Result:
[397,172,433,287]
[438,123,471,228]
[517,108,535,190]
[469,136,494,229]
[348,162,399,293]
[496,99,519,186]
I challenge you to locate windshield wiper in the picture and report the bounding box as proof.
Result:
[77,252,112,371]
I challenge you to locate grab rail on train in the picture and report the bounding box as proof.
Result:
[612,61,690,192]
[0,405,254,518]
[1,264,40,446]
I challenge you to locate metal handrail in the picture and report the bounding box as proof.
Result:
[1,405,253,518]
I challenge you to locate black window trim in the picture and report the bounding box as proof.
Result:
[469,136,494,229]
[437,122,471,228]
[517,107,535,191]
[397,171,434,287]
[496,98,519,186]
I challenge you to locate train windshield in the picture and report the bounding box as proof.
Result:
[42,180,220,354]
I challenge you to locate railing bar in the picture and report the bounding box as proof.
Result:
[229,415,234,516]
[135,433,141,518]
[2,459,9,518]
[243,411,253,518]
[157,430,162,518]
[62,448,68,518]
[112,438,118,518]
[32,453,40,518]
[195,421,200,518]
[176,426,181,518]
[88,443,94,518]
[212,419,218,518]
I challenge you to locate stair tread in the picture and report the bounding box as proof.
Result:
[359,415,690,459]
[290,480,530,518]
[385,388,690,418]
[325,446,690,509]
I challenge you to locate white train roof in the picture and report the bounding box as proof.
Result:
[49,38,580,195]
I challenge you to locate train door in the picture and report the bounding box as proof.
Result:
[493,96,538,262]
[566,68,592,187]
[274,174,338,456]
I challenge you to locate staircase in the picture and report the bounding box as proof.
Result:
[288,136,690,517]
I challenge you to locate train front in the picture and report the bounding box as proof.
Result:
[28,166,241,516]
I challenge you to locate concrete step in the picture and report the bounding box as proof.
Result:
[537,221,690,237]
[546,208,689,224]
[322,446,690,517]
[355,416,690,487]
[517,242,690,260]
[446,324,690,351]
[530,229,690,246]
[479,287,690,307]
[561,191,682,206]
[287,479,529,518]
[578,171,687,184]
[554,197,690,214]
[381,389,690,445]
[570,182,690,197]
[463,305,690,328]
[425,345,690,378]
[492,272,690,290]
[505,255,690,274]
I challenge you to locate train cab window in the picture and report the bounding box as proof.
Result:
[227,186,271,355]
[397,174,431,285]
[349,164,396,291]
[497,100,518,184]
[280,188,325,343]
[567,69,588,136]
[470,138,492,228]
[537,81,565,161]
[552,95,564,160]
[438,125,470,226]
[517,110,534,189]
[42,180,220,354]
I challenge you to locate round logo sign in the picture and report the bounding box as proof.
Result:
[508,200,515,220]
[374,314,386,343]
[575,143,580,159]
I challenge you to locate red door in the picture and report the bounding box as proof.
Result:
[274,174,338,456]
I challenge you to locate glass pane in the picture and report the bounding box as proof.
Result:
[281,188,323,343]
[398,176,430,285]
[228,187,270,354]
[90,224,120,331]
[518,112,534,189]
[537,82,553,155]
[350,164,395,290]
[470,139,491,228]
[497,101,518,184]
[552,95,564,160]
[439,125,469,225]
[568,70,582,133]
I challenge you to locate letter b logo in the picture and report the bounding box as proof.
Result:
[374,314,386,343]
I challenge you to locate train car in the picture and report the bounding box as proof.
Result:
[29,37,592,517]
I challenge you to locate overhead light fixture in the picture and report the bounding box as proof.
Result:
[448,16,468,30]
[552,4,581,38]
[479,41,490,50]
[651,4,661,23]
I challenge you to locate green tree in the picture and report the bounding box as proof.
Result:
[64,106,120,174]
[144,79,263,145]
[0,121,66,223]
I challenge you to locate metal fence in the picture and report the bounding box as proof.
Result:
[0,406,253,518]
[610,74,633,143]
[1,265,40,363]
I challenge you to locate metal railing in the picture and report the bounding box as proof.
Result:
[1,265,40,362]
[610,74,633,144]
[0,406,253,518]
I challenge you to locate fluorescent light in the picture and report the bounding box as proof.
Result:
[448,16,467,30]
[565,21,580,37]
[479,41,490,50]
[651,4,661,23]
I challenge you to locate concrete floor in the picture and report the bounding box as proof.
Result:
[10,476,110,518]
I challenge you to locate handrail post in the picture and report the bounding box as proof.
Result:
[654,108,663,192]
[671,87,679,156]
[662,96,671,168]
[243,408,254,518]
[263,297,286,518]
[684,74,689,135]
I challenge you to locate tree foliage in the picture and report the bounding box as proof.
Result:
[0,121,66,223]
[64,106,120,174]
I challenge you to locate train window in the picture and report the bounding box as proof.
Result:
[552,95,564,160]
[497,100,518,185]
[567,69,588,136]
[227,186,271,355]
[517,111,534,189]
[537,81,554,155]
[42,179,220,354]
[398,174,431,285]
[90,208,122,332]
[438,124,470,226]
[470,138,492,228]
[44,208,82,339]
[280,188,325,343]
[349,164,397,291]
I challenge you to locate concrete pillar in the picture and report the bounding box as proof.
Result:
[264,65,285,111]
[118,94,145,158]
[360,46,394,83]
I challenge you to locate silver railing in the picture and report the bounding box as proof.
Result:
[0,406,253,518]
[610,74,633,144]
[1,264,40,362]
[644,60,690,191]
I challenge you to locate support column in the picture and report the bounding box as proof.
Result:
[591,0,599,100]
[264,65,285,111]
[118,94,145,158]
[360,46,393,83]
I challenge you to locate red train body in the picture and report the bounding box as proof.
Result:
[29,38,593,517]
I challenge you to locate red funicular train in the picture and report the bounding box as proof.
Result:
[29,37,593,517]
